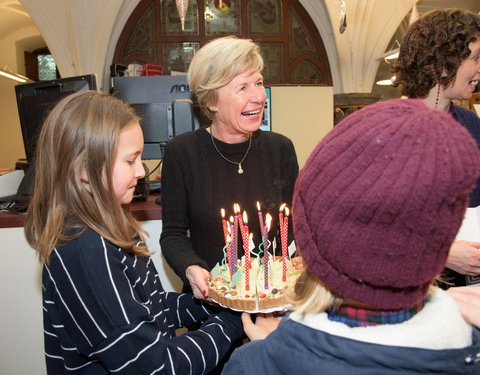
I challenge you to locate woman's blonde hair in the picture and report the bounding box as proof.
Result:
[188,36,264,120]
[289,258,437,315]
[25,91,148,264]
[288,262,338,315]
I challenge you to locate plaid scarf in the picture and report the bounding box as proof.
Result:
[327,301,424,327]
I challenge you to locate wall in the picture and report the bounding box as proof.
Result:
[0,78,25,169]
[271,86,334,168]
[0,25,45,169]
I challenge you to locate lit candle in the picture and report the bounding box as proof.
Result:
[281,207,289,282]
[242,211,251,291]
[264,213,272,290]
[221,208,229,247]
[279,203,286,235]
[257,201,268,244]
[235,203,245,236]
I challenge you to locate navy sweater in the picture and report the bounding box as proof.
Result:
[453,104,480,207]
[42,228,243,374]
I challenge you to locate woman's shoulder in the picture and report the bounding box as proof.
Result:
[453,104,480,124]
[257,130,294,147]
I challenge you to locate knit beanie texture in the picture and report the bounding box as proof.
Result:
[292,98,480,310]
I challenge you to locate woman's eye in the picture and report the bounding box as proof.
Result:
[127,160,135,165]
[256,81,264,87]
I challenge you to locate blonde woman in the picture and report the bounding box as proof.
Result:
[160,36,298,299]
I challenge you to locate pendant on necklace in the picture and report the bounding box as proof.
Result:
[238,163,244,174]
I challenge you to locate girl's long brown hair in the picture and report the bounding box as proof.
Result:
[25,91,148,264]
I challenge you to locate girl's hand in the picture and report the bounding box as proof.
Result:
[241,312,281,341]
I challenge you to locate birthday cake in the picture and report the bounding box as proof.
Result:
[208,256,303,312]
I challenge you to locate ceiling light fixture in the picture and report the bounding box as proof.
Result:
[0,69,29,83]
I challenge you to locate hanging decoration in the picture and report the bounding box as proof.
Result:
[339,0,347,34]
[175,0,189,31]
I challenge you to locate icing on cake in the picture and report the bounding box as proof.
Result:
[208,256,303,311]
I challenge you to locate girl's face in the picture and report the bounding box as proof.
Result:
[111,122,145,204]
[444,38,480,100]
[211,69,266,137]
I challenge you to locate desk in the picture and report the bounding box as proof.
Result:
[0,194,162,228]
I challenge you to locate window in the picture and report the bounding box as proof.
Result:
[25,47,59,81]
[113,0,332,85]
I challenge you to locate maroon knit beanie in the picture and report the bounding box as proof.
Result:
[293,99,480,310]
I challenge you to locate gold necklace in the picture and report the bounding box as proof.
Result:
[210,127,252,174]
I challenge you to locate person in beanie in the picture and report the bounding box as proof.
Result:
[222,98,480,375]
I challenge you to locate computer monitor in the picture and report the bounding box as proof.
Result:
[15,74,97,163]
[260,87,271,131]
[112,75,205,160]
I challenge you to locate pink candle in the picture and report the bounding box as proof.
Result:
[225,233,232,271]
[231,217,238,277]
[263,214,272,290]
[281,207,289,282]
[257,201,268,245]
[235,203,245,236]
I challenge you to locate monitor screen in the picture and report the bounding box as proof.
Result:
[260,87,271,132]
[15,74,97,163]
[112,75,206,160]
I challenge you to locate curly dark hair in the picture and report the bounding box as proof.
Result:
[392,8,480,98]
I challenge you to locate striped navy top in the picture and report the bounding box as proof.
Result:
[42,228,242,374]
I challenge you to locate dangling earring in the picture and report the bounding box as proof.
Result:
[434,84,441,109]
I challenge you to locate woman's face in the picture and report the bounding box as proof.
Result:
[444,38,480,101]
[212,69,267,136]
[111,122,145,204]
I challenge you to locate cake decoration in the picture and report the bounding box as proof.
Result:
[208,202,302,311]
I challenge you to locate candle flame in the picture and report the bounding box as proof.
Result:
[249,232,253,240]
[279,203,286,212]
[234,203,239,214]
[229,216,234,223]
[266,213,272,231]
[257,201,261,211]
[285,207,289,216]
[221,208,225,218]
[226,234,231,242]
[243,210,248,224]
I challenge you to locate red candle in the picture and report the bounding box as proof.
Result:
[279,203,286,234]
[221,208,229,246]
[242,212,250,291]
